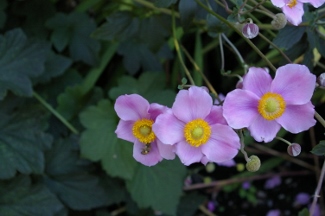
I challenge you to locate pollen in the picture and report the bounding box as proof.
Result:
[184,119,211,147]
[132,119,155,143]
[287,0,297,8]
[258,92,286,121]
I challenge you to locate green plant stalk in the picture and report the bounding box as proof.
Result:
[275,136,292,146]
[195,0,277,72]
[80,43,118,95]
[310,159,325,216]
[33,92,79,134]
[172,10,195,85]
[133,0,180,18]
[315,111,325,128]
[75,0,103,12]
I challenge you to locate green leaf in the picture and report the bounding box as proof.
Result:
[0,106,53,179]
[0,175,64,216]
[311,140,325,156]
[109,72,176,107]
[177,192,206,216]
[126,159,186,215]
[100,176,127,206]
[79,99,138,180]
[0,0,7,29]
[44,137,109,210]
[46,12,100,65]
[0,28,50,99]
[273,26,306,50]
[153,0,177,7]
[179,0,198,25]
[298,208,310,216]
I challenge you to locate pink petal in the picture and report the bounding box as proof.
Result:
[282,3,304,26]
[172,86,212,122]
[149,103,169,120]
[175,140,204,165]
[243,67,272,97]
[217,159,236,167]
[276,102,316,133]
[201,124,240,163]
[271,64,316,105]
[204,105,227,125]
[201,156,209,165]
[156,139,176,160]
[133,140,162,166]
[300,0,325,7]
[222,89,260,129]
[115,120,136,143]
[114,94,150,121]
[271,0,286,7]
[248,115,281,142]
[152,113,184,145]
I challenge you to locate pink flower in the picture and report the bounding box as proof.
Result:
[223,64,316,142]
[114,94,175,166]
[152,86,240,166]
[271,0,304,25]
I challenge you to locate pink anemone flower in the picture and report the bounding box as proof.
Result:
[271,0,304,26]
[114,94,175,166]
[223,64,316,143]
[152,86,240,166]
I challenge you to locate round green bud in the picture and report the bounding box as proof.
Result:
[245,155,261,172]
[206,162,215,173]
[271,13,287,30]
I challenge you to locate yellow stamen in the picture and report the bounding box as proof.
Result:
[184,119,211,147]
[132,119,155,143]
[258,92,286,121]
[287,0,297,8]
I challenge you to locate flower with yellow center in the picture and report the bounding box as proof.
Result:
[183,119,211,147]
[286,0,297,8]
[258,92,286,121]
[132,119,155,144]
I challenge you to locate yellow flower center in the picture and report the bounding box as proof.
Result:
[287,0,297,8]
[132,119,155,143]
[258,92,286,121]
[184,119,211,147]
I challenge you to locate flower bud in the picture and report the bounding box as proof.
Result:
[206,162,215,173]
[245,155,261,172]
[287,143,301,157]
[242,23,259,39]
[317,73,325,88]
[271,13,287,30]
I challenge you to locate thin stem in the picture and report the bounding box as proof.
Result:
[239,130,250,162]
[33,92,79,134]
[133,0,180,17]
[195,0,277,72]
[275,136,292,146]
[258,32,292,63]
[172,10,195,85]
[310,160,325,215]
[315,111,325,128]
[219,34,225,72]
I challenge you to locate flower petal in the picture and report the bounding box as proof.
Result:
[114,94,150,121]
[175,140,203,165]
[156,139,176,160]
[276,102,316,133]
[271,64,316,105]
[223,89,260,129]
[152,113,185,145]
[243,67,272,97]
[133,140,162,166]
[173,86,212,122]
[205,105,227,125]
[300,0,325,7]
[271,0,286,7]
[201,124,240,163]
[149,103,169,120]
[115,120,136,143]
[217,159,236,167]
[282,3,304,26]
[248,115,281,142]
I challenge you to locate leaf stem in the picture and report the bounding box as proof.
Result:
[315,111,325,128]
[33,92,79,134]
[310,159,325,216]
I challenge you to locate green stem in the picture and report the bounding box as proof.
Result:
[315,111,325,128]
[172,10,195,85]
[275,136,291,146]
[310,160,325,216]
[133,0,180,17]
[195,0,277,72]
[33,92,79,134]
[239,130,250,162]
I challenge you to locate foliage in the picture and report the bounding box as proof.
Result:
[0,0,325,215]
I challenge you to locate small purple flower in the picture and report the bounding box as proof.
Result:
[242,181,251,189]
[242,23,259,39]
[115,94,175,166]
[223,64,316,142]
[266,209,281,216]
[294,192,310,205]
[264,176,281,189]
[153,86,241,165]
